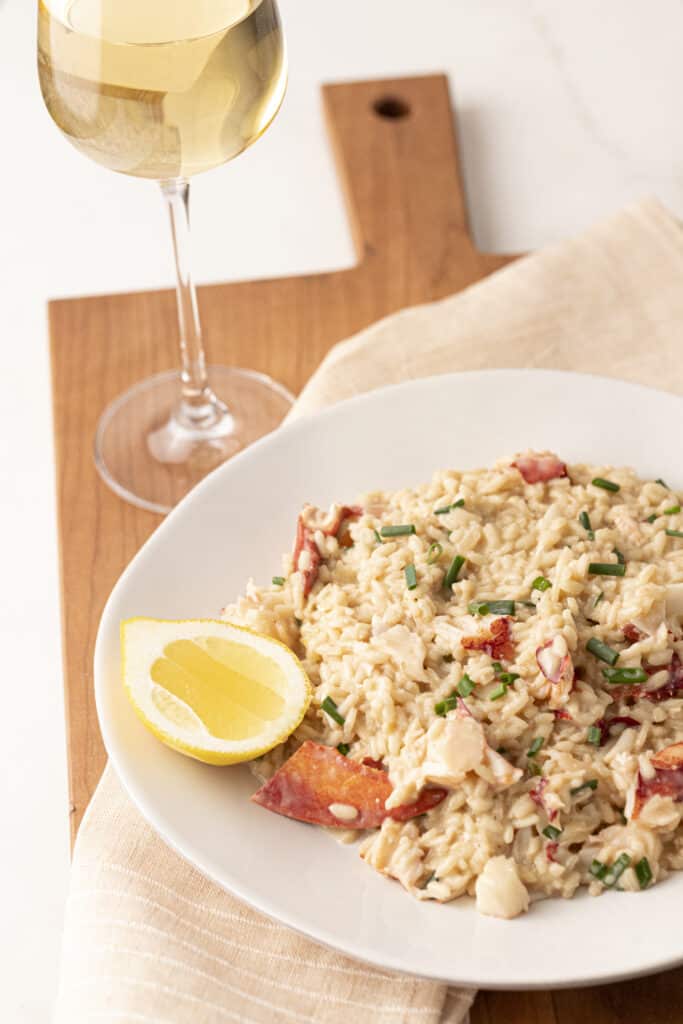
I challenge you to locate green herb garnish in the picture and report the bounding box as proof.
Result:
[435,499,465,515]
[527,737,544,757]
[588,562,626,577]
[434,693,458,717]
[601,666,647,684]
[613,548,625,564]
[373,529,382,544]
[579,510,595,540]
[594,591,605,608]
[427,541,443,564]
[532,576,551,592]
[380,524,415,537]
[570,779,598,795]
[604,852,631,888]
[663,505,681,515]
[592,477,620,492]
[489,682,508,700]
[444,555,465,589]
[272,576,286,586]
[321,696,345,726]
[587,725,602,745]
[666,529,683,538]
[655,478,669,488]
[405,564,418,590]
[635,856,653,889]
[336,743,350,756]
[469,599,515,616]
[457,674,475,698]
[646,514,658,524]
[528,761,543,777]
[590,859,608,881]
[542,825,561,841]
[587,637,620,666]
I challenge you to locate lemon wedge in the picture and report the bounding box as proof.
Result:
[121,618,311,765]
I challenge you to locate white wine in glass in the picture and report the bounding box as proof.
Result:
[38,0,292,513]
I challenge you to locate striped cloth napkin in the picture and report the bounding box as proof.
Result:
[55,198,683,1022]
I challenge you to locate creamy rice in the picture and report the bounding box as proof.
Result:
[225,453,683,917]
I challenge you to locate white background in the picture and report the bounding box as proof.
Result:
[3,1,683,1019]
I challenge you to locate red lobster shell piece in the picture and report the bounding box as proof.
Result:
[252,741,447,828]
[292,505,362,597]
[462,617,515,662]
[512,453,568,485]
[632,742,683,818]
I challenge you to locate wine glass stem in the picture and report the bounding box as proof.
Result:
[160,178,223,430]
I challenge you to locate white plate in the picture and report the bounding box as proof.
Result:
[95,369,683,990]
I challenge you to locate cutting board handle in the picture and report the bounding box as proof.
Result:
[323,74,508,295]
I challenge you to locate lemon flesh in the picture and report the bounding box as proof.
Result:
[122,619,311,765]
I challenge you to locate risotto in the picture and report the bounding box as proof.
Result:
[224,452,683,917]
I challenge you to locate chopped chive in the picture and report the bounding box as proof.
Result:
[456,674,475,697]
[488,600,516,615]
[588,562,626,577]
[470,599,516,616]
[528,760,543,776]
[635,856,653,889]
[492,661,503,673]
[542,825,561,841]
[586,637,620,666]
[434,694,458,717]
[604,852,631,888]
[380,524,415,537]
[435,499,465,515]
[405,564,418,590]
[570,779,598,795]
[579,511,595,540]
[587,725,602,745]
[666,529,683,538]
[427,541,443,564]
[321,696,345,726]
[498,672,520,684]
[655,478,669,488]
[590,859,608,881]
[272,576,286,586]
[489,682,508,700]
[443,653,454,663]
[646,513,658,524]
[373,529,382,544]
[527,737,544,757]
[613,548,625,564]
[532,576,552,592]
[592,477,620,492]
[594,591,605,608]
[663,505,681,515]
[336,743,350,756]
[602,666,647,684]
[444,555,465,588]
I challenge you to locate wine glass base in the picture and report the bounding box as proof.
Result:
[94,367,295,515]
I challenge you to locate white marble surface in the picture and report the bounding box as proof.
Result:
[3,0,683,1019]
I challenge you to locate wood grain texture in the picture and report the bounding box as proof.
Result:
[49,73,679,1021]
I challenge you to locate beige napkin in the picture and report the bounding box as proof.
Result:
[56,197,683,1023]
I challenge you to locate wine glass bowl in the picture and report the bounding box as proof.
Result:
[38,0,292,513]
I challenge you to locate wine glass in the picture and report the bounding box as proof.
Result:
[38,0,292,514]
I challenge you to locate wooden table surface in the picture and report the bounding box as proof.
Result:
[49,74,680,1024]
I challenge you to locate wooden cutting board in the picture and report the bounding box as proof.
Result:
[49,74,680,1024]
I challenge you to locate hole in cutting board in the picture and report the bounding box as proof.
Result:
[373,96,411,119]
